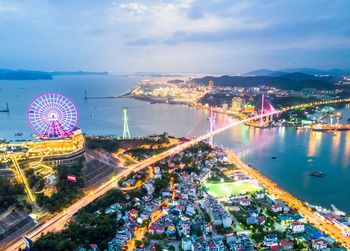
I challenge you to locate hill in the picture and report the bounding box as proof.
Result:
[243,69,278,76]
[282,68,350,76]
[244,68,350,77]
[51,71,109,76]
[0,69,52,80]
[191,73,337,90]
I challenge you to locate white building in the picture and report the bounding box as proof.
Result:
[144,183,154,195]
[223,215,232,228]
[186,204,195,216]
[154,166,162,178]
[46,175,57,185]
[290,222,305,234]
[255,192,265,200]
[312,239,327,250]
[240,198,251,207]
[271,204,283,213]
[182,237,193,251]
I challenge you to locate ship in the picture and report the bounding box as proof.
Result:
[312,123,350,131]
[310,171,326,177]
[0,102,9,113]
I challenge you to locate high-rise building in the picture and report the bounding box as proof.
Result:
[231,97,243,112]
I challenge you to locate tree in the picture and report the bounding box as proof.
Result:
[155,244,164,251]
[135,240,143,248]
[0,176,24,211]
[141,219,150,227]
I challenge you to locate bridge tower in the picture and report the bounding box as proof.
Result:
[209,106,214,145]
[122,107,131,139]
[260,94,264,127]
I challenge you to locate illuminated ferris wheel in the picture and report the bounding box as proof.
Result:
[27,92,79,139]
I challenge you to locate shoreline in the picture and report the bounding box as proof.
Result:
[223,148,350,247]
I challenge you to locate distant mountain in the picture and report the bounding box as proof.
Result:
[281,68,350,76]
[243,69,278,76]
[244,68,350,77]
[0,69,52,80]
[191,72,337,90]
[51,71,109,76]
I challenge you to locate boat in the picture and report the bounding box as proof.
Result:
[311,124,350,131]
[310,171,326,177]
[271,156,277,159]
[0,102,9,113]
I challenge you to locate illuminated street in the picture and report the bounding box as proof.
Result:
[4,97,350,250]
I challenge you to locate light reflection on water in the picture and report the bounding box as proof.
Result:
[1,77,350,211]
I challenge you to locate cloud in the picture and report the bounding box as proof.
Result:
[125,38,155,46]
[0,0,349,73]
[0,2,17,13]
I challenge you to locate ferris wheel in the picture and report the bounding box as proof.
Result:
[27,92,79,139]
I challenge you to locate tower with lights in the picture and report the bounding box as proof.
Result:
[122,107,131,139]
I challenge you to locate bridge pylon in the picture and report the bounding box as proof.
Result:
[209,106,214,145]
[260,94,264,127]
[122,107,131,139]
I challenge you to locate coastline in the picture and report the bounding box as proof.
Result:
[223,148,350,247]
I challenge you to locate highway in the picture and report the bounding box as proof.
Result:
[5,97,350,250]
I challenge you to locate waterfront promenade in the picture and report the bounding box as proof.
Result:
[224,148,350,248]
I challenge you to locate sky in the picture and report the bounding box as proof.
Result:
[0,0,349,74]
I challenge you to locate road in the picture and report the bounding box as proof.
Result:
[224,149,350,248]
[5,98,350,250]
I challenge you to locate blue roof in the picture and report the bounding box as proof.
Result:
[313,232,326,239]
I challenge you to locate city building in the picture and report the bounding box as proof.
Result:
[289,222,305,234]
[264,234,278,246]
[240,198,251,207]
[182,236,193,251]
[231,97,243,112]
[271,204,283,213]
[311,239,327,250]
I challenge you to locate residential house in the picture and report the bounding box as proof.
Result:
[129,209,138,218]
[279,240,294,250]
[205,223,213,233]
[229,234,254,251]
[248,210,259,218]
[258,216,266,225]
[264,234,278,246]
[270,244,282,251]
[186,204,196,216]
[271,204,283,213]
[208,238,225,251]
[89,244,100,251]
[240,198,251,207]
[166,225,176,238]
[255,192,265,200]
[223,215,232,228]
[311,239,327,250]
[246,216,258,225]
[289,222,305,234]
[182,236,193,251]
